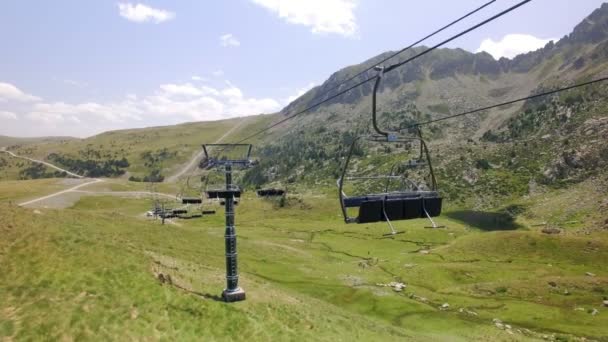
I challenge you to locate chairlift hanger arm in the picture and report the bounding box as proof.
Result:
[417,130,438,191]
[338,135,361,223]
[371,66,388,138]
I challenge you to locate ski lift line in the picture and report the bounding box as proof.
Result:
[384,0,532,73]
[318,0,497,100]
[233,77,372,144]
[232,0,531,144]
[400,76,608,130]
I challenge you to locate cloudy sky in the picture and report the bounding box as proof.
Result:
[0,0,604,137]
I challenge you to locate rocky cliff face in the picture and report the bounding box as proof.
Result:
[282,3,608,118]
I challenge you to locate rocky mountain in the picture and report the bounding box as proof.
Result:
[284,3,608,120]
[4,4,608,219]
[244,3,608,214]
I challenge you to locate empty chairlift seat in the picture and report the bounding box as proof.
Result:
[205,189,242,199]
[422,196,442,217]
[182,197,202,204]
[357,200,383,223]
[345,192,442,224]
[256,188,285,197]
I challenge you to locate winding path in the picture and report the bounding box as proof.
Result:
[1,149,83,178]
[165,118,249,183]
[71,190,176,199]
[2,149,177,207]
[18,178,103,206]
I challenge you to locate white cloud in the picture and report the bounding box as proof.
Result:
[160,83,204,97]
[221,85,243,99]
[63,79,87,88]
[1,80,281,137]
[0,82,41,102]
[286,82,316,104]
[476,34,557,59]
[118,3,175,23]
[211,70,225,77]
[251,0,357,37]
[220,34,241,47]
[191,75,206,82]
[0,111,17,120]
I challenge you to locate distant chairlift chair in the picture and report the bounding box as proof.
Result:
[256,188,286,198]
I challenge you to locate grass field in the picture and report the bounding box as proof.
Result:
[1,178,607,341]
[7,115,278,180]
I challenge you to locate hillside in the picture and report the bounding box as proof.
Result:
[243,3,608,213]
[2,178,608,340]
[0,135,74,148]
[2,4,608,341]
[2,4,608,214]
[5,115,277,181]
[283,2,608,132]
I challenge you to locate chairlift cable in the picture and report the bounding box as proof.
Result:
[318,0,497,100]
[383,0,532,73]
[400,76,608,129]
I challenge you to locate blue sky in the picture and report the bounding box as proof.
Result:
[0,0,605,137]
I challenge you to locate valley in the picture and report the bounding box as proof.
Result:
[1,2,608,341]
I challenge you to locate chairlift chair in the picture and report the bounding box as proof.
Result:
[337,66,444,236]
[256,187,286,198]
[202,144,253,206]
[205,180,241,206]
[175,175,217,218]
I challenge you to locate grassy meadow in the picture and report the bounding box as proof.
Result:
[6,115,277,180]
[1,178,607,341]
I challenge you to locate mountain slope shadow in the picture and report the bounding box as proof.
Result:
[445,210,523,231]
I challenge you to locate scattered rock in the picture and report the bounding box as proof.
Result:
[591,308,599,316]
[393,283,406,292]
[440,303,450,310]
[575,307,586,312]
[376,281,406,292]
[563,289,570,296]
[493,318,502,324]
[548,281,557,287]
[157,273,173,285]
[505,324,512,330]
[409,294,428,303]
[33,209,42,215]
[603,300,608,307]
[586,272,597,277]
[419,250,430,255]
[458,308,478,316]
[541,227,562,235]
[495,322,504,329]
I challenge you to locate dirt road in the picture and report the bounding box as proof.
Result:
[166,118,249,183]
[1,150,83,178]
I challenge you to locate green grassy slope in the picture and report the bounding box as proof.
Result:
[1,179,607,340]
[0,136,74,148]
[7,114,277,180]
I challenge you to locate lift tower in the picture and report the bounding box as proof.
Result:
[202,144,252,302]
